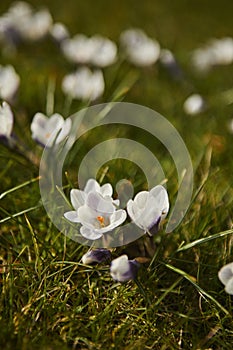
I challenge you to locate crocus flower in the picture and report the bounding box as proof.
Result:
[65,190,126,240]
[127,185,169,236]
[183,94,206,115]
[0,101,13,139]
[64,178,120,224]
[31,112,71,147]
[110,254,140,282]
[81,248,111,264]
[218,262,233,295]
[62,67,105,101]
[120,28,160,66]
[61,34,117,67]
[64,179,125,240]
[0,65,20,102]
[192,37,233,72]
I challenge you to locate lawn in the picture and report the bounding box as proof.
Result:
[0,0,233,349]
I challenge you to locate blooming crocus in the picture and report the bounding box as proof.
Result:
[218,262,233,295]
[64,178,120,224]
[65,190,126,240]
[31,112,71,147]
[0,101,13,139]
[81,248,111,265]
[61,34,117,67]
[110,255,140,282]
[120,28,160,66]
[0,65,20,102]
[62,67,105,101]
[127,185,169,236]
[183,94,205,115]
[64,179,124,240]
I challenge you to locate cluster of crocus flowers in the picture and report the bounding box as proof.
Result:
[0,1,52,46]
[191,37,233,73]
[61,34,117,67]
[65,179,169,282]
[65,179,169,241]
[62,67,105,101]
[30,112,72,147]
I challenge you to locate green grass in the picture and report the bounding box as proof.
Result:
[1,0,233,349]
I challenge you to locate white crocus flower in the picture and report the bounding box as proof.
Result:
[64,178,120,223]
[183,94,205,115]
[127,185,169,236]
[120,28,160,66]
[218,262,233,295]
[19,9,52,42]
[61,34,117,67]
[0,101,13,138]
[0,65,20,102]
[192,37,233,72]
[62,67,105,101]
[110,255,140,282]
[31,112,71,147]
[64,181,126,241]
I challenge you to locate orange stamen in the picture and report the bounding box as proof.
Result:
[97,216,105,227]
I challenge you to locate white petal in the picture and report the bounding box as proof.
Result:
[0,101,13,137]
[110,209,127,227]
[70,189,86,210]
[80,226,103,240]
[86,192,115,216]
[100,183,113,197]
[149,185,169,218]
[64,210,80,223]
[225,277,233,295]
[218,262,233,286]
[134,191,149,209]
[84,178,100,193]
[77,205,98,228]
[55,117,72,144]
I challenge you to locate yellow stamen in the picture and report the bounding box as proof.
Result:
[97,216,105,227]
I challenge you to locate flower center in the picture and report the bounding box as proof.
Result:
[97,216,105,227]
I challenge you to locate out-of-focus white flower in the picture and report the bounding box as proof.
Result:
[62,67,105,101]
[110,255,140,282]
[21,9,53,41]
[120,28,160,66]
[64,179,126,240]
[31,112,71,147]
[0,101,13,138]
[0,65,20,102]
[0,2,52,43]
[192,37,233,72]
[61,34,117,67]
[218,262,233,294]
[81,248,111,264]
[127,185,169,236]
[183,94,205,115]
[50,22,69,44]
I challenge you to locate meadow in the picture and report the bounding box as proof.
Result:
[0,0,233,349]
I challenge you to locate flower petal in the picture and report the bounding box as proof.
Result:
[80,226,103,240]
[70,189,86,210]
[64,210,80,223]
[86,192,115,216]
[218,262,233,286]
[84,178,100,193]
